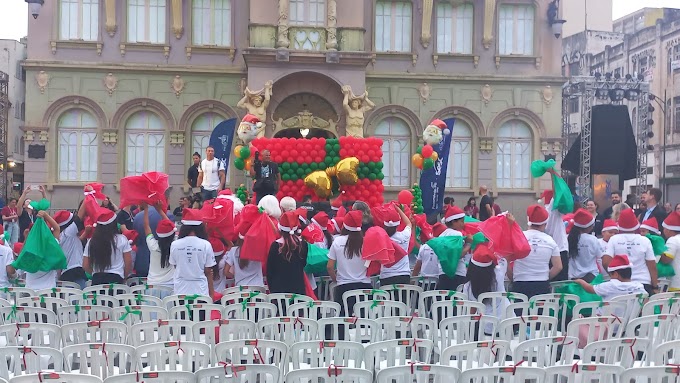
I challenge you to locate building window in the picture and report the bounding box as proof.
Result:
[127,0,166,44]
[375,1,412,52]
[125,111,165,176]
[59,0,99,41]
[674,97,680,133]
[375,117,410,187]
[567,97,579,114]
[498,4,534,56]
[57,109,98,182]
[436,2,473,54]
[192,113,230,182]
[192,0,232,46]
[446,120,472,188]
[290,0,325,26]
[496,120,532,189]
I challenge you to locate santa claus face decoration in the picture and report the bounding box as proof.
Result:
[237,122,260,144]
[422,124,444,146]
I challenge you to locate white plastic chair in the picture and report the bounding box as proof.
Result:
[573,300,628,319]
[196,365,279,383]
[0,288,34,303]
[505,300,560,318]
[459,366,546,382]
[342,289,389,317]
[169,303,223,322]
[258,317,318,346]
[83,284,130,297]
[653,339,680,366]
[477,291,527,318]
[530,293,580,333]
[113,305,168,326]
[364,339,434,376]
[220,291,267,306]
[625,314,678,355]
[61,320,127,346]
[611,293,647,328]
[57,305,112,325]
[382,284,423,315]
[620,366,680,383]
[104,371,195,383]
[513,336,578,368]
[115,294,163,308]
[125,277,147,287]
[582,338,649,368]
[17,296,67,313]
[71,293,118,308]
[223,302,276,322]
[288,301,340,320]
[62,343,136,380]
[37,287,81,302]
[135,341,211,372]
[0,322,60,348]
[376,364,461,383]
[11,373,101,383]
[411,276,439,292]
[545,364,624,383]
[315,276,334,301]
[440,340,509,371]
[318,317,377,344]
[1,306,57,324]
[56,281,83,289]
[222,286,267,295]
[267,293,312,316]
[418,290,465,320]
[374,316,436,343]
[438,315,498,354]
[214,339,287,379]
[353,300,408,319]
[290,340,364,370]
[192,319,256,347]
[566,316,625,351]
[128,284,174,300]
[497,315,558,348]
[430,300,485,327]
[642,295,680,316]
[0,346,63,380]
[162,295,212,311]
[285,367,372,383]
[129,320,193,347]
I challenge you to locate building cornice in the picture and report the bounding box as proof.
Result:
[22,60,247,75]
[242,49,373,67]
[366,72,567,84]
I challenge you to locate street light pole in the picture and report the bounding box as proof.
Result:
[650,92,668,198]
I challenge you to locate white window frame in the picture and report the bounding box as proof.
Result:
[59,0,100,41]
[127,0,167,44]
[125,111,166,176]
[498,4,534,56]
[375,117,411,187]
[496,120,533,189]
[375,1,412,53]
[191,113,230,183]
[446,121,472,189]
[57,109,98,182]
[436,2,473,54]
[191,0,232,46]
[290,0,326,26]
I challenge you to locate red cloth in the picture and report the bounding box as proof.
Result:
[84,183,106,200]
[304,277,318,300]
[362,227,396,276]
[301,225,324,244]
[462,221,481,236]
[478,214,531,262]
[241,213,281,270]
[202,199,235,242]
[370,204,397,229]
[119,172,169,210]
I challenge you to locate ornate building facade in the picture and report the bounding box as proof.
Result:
[23,0,563,218]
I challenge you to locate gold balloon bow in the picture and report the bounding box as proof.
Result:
[304,157,359,198]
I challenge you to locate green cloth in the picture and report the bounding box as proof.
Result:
[471,232,489,252]
[531,159,574,215]
[646,234,667,256]
[304,243,330,274]
[658,263,675,278]
[427,235,465,278]
[12,199,67,273]
[555,275,605,316]
[464,216,480,223]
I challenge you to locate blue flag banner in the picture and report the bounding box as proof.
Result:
[420,118,455,216]
[209,118,237,169]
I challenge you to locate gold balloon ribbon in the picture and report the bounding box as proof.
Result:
[304,157,360,199]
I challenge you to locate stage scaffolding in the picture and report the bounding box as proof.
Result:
[0,72,8,201]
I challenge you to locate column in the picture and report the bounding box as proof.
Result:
[483,0,497,49]
[277,0,291,48]
[421,0,433,48]
[326,0,338,50]
[104,0,116,37]
[171,0,184,39]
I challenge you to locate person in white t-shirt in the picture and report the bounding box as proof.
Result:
[0,242,15,288]
[197,146,226,202]
[54,202,88,289]
[660,211,680,291]
[209,238,229,294]
[169,208,216,298]
[510,204,563,298]
[602,208,658,296]
[412,223,447,278]
[598,219,617,279]
[142,202,175,290]
[83,210,133,285]
[575,254,645,301]
[225,222,264,288]
[567,209,602,282]
[436,205,471,291]
[380,205,413,286]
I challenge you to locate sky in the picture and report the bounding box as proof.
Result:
[0,0,679,41]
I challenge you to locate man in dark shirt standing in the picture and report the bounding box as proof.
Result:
[187,152,201,203]
[479,185,494,221]
[601,190,621,219]
[250,150,281,204]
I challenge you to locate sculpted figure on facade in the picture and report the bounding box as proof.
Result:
[342,85,375,138]
[237,81,273,137]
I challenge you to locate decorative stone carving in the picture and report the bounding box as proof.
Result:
[170,132,185,147]
[104,0,117,36]
[24,131,34,142]
[102,131,117,145]
[35,71,49,94]
[271,110,339,136]
[171,0,184,39]
[542,86,553,105]
[104,73,117,96]
[483,0,497,49]
[421,0,433,48]
[473,56,480,68]
[342,85,375,138]
[326,0,338,50]
[277,0,291,48]
[237,81,273,134]
[412,54,418,66]
[418,83,431,104]
[39,131,49,143]
[171,75,185,98]
[481,84,493,104]
[479,138,494,153]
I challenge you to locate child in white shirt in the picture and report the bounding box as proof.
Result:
[574,254,646,301]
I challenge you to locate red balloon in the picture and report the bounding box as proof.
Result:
[369,196,377,205]
[274,155,283,163]
[290,149,298,158]
[361,155,370,163]
[422,145,434,158]
[398,190,414,205]
[339,149,346,157]
[296,179,304,186]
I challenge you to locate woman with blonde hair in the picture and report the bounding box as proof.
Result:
[611,202,631,222]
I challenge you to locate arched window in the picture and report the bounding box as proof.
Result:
[446,120,472,188]
[496,120,532,189]
[375,117,411,187]
[125,111,165,176]
[192,113,229,182]
[57,109,98,182]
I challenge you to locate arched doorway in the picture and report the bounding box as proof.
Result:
[272,93,339,138]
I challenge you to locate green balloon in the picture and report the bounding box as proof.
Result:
[368,172,377,180]
[282,163,290,171]
[310,163,318,170]
[333,156,340,163]
[282,174,290,181]
[416,146,423,155]
[234,158,245,170]
[367,162,376,170]
[296,168,305,176]
[325,144,332,151]
[291,162,299,170]
[423,158,434,169]
[378,172,384,180]
[239,146,251,159]
[333,144,340,151]
[376,161,384,170]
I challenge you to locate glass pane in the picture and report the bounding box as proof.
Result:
[375,2,390,52]
[436,3,451,54]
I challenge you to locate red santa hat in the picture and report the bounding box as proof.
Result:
[278,211,299,233]
[444,205,465,223]
[336,206,347,218]
[294,207,309,225]
[54,210,74,227]
[427,119,451,136]
[527,204,549,226]
[343,210,363,232]
[601,219,618,232]
[301,224,324,244]
[330,217,344,234]
[663,212,680,232]
[122,229,138,246]
[541,189,554,205]
[12,242,23,255]
[241,114,264,129]
[311,212,330,231]
[209,237,226,256]
[96,210,117,226]
[383,208,401,228]
[331,192,346,211]
[572,208,595,229]
[617,209,639,232]
[640,218,661,235]
[607,254,632,272]
[216,189,233,200]
[156,219,176,238]
[471,244,497,267]
[432,222,447,238]
[181,208,204,226]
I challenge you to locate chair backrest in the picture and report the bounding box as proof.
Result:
[573,301,628,319]
[505,300,560,318]
[103,371,195,383]
[113,305,168,326]
[71,293,118,308]
[376,364,461,383]
[652,339,680,365]
[128,284,174,299]
[258,317,318,346]
[497,315,557,344]
[135,341,211,372]
[290,340,364,370]
[114,294,163,307]
[0,345,63,380]
[459,366,546,382]
[0,322,60,348]
[411,276,439,292]
[62,343,135,380]
[642,295,680,316]
[657,278,671,293]
[582,338,649,368]
[621,366,680,383]
[220,291,267,306]
[544,364,624,383]
[439,315,498,350]
[364,338,434,376]
[125,277,147,287]
[224,302,276,322]
[374,316,436,343]
[440,340,509,371]
[430,300,485,326]
[530,293,580,332]
[382,284,423,315]
[61,320,127,346]
[341,289,389,317]
[286,367,372,383]
[17,296,67,313]
[625,314,678,355]
[477,291,527,318]
[0,288,34,303]
[315,276,334,301]
[611,293,647,327]
[214,339,287,380]
[57,305,112,325]
[266,293,312,316]
[353,300,408,319]
[192,319,257,347]
[83,284,130,297]
[418,290,465,320]
[288,301,341,320]
[56,281,83,289]
[37,287,82,301]
[566,316,625,348]
[168,303,223,322]
[512,336,578,368]
[318,317,377,344]
[11,373,102,383]
[129,319,193,346]
[2,306,57,324]
[222,286,267,295]
[162,295,212,311]
[196,365,279,383]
